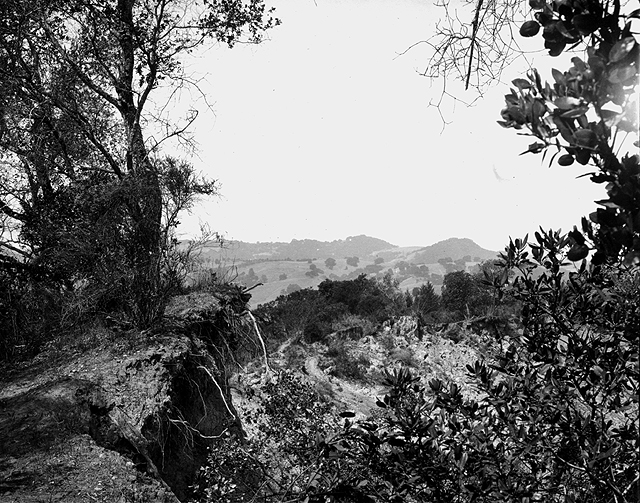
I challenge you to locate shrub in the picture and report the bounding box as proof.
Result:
[378,333,396,351]
[325,340,370,381]
[192,370,338,502]
[0,273,62,360]
[389,347,420,367]
[331,314,376,338]
[308,236,639,502]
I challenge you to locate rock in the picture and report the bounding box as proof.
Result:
[389,316,420,339]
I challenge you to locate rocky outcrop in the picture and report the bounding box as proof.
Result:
[382,315,421,340]
[0,306,240,502]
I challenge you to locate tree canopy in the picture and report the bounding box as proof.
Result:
[0,0,278,354]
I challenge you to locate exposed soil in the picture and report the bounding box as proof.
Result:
[0,293,241,502]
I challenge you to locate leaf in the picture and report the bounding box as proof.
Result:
[554,96,581,109]
[567,244,589,261]
[520,142,546,155]
[560,105,588,118]
[520,20,541,37]
[572,13,599,35]
[533,97,548,115]
[535,11,553,26]
[558,154,574,166]
[546,39,566,56]
[609,37,637,63]
[608,65,637,84]
[553,116,575,143]
[512,78,532,90]
[555,20,577,41]
[459,452,469,469]
[573,128,597,147]
[617,120,637,133]
[569,228,585,245]
[571,56,587,72]
[551,68,565,84]
[623,249,640,266]
[575,148,591,164]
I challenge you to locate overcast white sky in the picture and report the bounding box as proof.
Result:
[170,0,607,251]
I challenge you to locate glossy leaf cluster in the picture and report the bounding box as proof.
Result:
[500,1,639,265]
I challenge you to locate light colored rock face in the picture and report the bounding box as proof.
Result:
[382,316,421,340]
[0,327,239,502]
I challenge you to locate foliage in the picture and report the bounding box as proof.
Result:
[305,263,324,278]
[346,256,360,267]
[256,288,335,344]
[0,268,61,359]
[312,261,639,500]
[325,340,371,381]
[0,0,278,351]
[317,274,401,324]
[411,282,441,322]
[258,274,408,346]
[499,2,639,266]
[389,347,420,368]
[191,370,338,502]
[325,257,337,270]
[284,1,639,502]
[441,270,493,318]
[331,314,376,338]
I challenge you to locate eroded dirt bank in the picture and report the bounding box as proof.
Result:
[0,300,240,502]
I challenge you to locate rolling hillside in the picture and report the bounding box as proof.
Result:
[197,235,396,262]
[409,237,498,264]
[187,236,499,306]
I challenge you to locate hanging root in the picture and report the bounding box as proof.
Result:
[197,364,236,421]
[245,310,272,375]
[168,416,228,441]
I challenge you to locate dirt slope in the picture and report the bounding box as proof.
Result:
[0,295,241,502]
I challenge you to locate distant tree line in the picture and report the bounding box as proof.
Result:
[256,262,508,345]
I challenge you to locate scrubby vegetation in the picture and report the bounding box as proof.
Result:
[1,0,637,501]
[255,271,506,349]
[191,0,640,500]
[0,0,278,361]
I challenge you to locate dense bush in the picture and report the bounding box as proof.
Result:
[441,270,493,318]
[312,236,639,501]
[257,274,408,344]
[325,340,371,381]
[191,370,338,502]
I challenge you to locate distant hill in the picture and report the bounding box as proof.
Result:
[199,234,396,262]
[409,238,497,264]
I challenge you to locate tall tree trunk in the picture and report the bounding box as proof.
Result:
[116,0,164,327]
[125,123,164,327]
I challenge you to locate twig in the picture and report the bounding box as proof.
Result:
[466,0,484,90]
